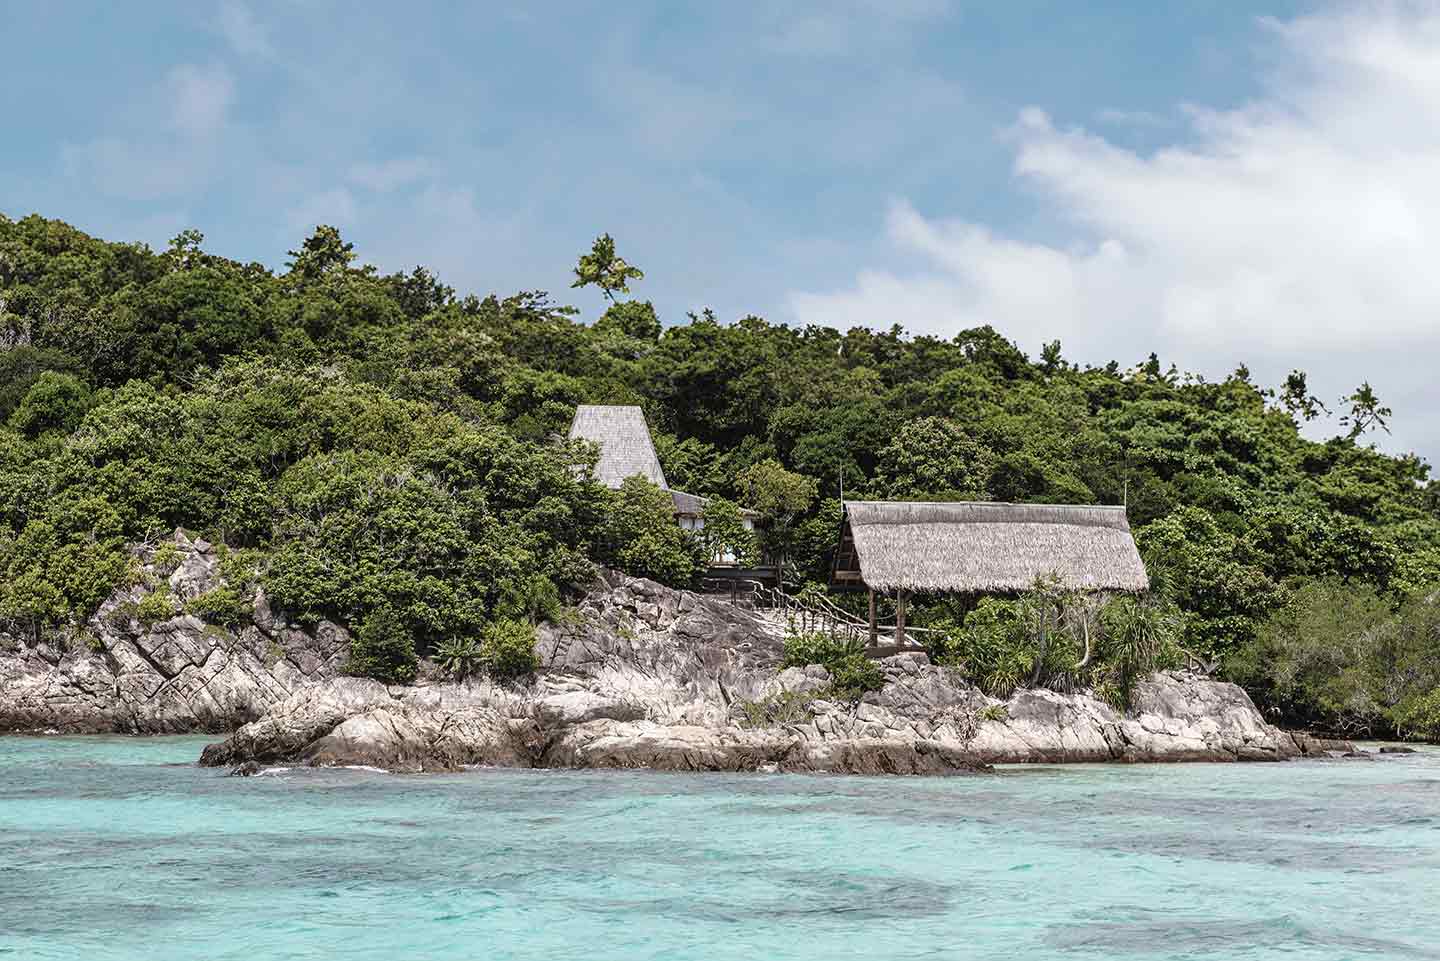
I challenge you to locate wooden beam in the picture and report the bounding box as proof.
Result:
[895,591,908,649]
[868,588,878,645]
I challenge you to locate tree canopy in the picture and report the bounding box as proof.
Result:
[1,212,1437,734]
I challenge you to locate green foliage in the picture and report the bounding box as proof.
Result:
[9,372,92,438]
[135,587,177,627]
[1229,581,1440,739]
[1096,595,1182,708]
[874,416,993,500]
[782,631,884,702]
[698,497,759,567]
[782,631,858,670]
[2,211,1438,720]
[152,540,181,575]
[1339,382,1391,440]
[494,573,561,626]
[1138,506,1280,658]
[1394,688,1440,742]
[933,590,1180,707]
[737,690,817,729]
[826,653,885,702]
[933,597,1035,698]
[571,234,644,302]
[435,636,483,679]
[598,476,703,587]
[185,586,250,628]
[979,703,1009,722]
[737,458,816,585]
[481,618,539,680]
[347,606,418,684]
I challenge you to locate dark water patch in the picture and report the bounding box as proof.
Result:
[1046,914,1440,959]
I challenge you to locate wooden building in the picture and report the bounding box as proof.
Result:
[568,405,773,580]
[832,500,1149,643]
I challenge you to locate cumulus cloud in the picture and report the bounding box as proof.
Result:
[790,5,1440,460]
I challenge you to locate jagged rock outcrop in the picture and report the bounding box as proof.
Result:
[0,531,345,733]
[198,571,1303,774]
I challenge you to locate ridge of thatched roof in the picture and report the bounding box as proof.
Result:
[568,405,668,489]
[842,500,1149,594]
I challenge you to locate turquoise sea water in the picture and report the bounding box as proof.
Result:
[2,738,1438,960]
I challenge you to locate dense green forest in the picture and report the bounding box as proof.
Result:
[2,213,1438,738]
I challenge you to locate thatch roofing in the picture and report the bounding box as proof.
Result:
[842,500,1149,594]
[568,405,668,489]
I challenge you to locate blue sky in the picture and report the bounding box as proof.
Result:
[7,1,1440,463]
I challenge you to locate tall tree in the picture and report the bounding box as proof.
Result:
[571,233,644,303]
[1340,382,1392,439]
[736,459,817,589]
[1279,370,1329,422]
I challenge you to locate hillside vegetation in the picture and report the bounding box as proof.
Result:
[2,214,1438,739]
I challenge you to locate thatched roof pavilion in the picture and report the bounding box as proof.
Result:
[568,405,669,490]
[834,500,1149,595]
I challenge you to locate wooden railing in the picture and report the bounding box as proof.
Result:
[715,580,939,651]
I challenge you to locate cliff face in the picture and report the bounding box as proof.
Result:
[198,571,1304,774]
[0,532,344,733]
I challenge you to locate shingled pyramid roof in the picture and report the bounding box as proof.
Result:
[568,405,669,489]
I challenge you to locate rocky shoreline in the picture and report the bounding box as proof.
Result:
[3,532,1348,774]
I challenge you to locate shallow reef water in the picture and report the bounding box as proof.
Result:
[2,736,1438,960]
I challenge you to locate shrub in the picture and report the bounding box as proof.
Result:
[347,606,418,683]
[481,618,538,680]
[1228,581,1440,738]
[1096,596,1183,709]
[782,631,861,669]
[1395,688,1440,741]
[135,587,177,627]
[979,703,1009,722]
[494,573,561,626]
[185,586,251,628]
[435,636,483,679]
[935,597,1035,698]
[827,652,884,702]
[736,690,816,728]
[783,632,884,702]
[152,540,181,575]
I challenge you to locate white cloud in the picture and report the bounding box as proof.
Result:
[347,157,432,192]
[169,63,235,137]
[790,5,1440,459]
[219,0,273,58]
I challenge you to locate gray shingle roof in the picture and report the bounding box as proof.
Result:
[568,405,668,489]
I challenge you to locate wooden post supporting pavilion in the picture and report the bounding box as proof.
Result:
[867,588,878,645]
[895,590,908,649]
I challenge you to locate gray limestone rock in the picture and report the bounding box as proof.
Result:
[195,572,1300,775]
[1,530,345,734]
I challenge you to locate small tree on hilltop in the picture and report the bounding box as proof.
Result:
[285,225,356,283]
[1339,382,1392,440]
[572,233,644,303]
